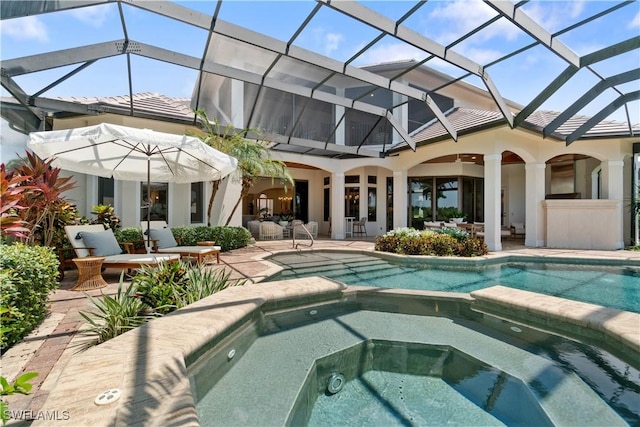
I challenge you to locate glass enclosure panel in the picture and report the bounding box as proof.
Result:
[435,178,459,220]
[345,187,360,218]
[368,187,376,222]
[190,182,204,224]
[141,182,168,222]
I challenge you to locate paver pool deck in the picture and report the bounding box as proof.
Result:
[2,238,640,425]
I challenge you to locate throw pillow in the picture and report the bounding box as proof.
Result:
[148,227,178,249]
[80,230,123,257]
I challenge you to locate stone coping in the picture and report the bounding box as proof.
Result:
[471,285,640,366]
[33,277,345,426]
[34,276,639,426]
[258,246,640,270]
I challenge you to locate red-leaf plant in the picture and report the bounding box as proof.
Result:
[8,152,76,247]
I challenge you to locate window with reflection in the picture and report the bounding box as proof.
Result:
[368,187,376,221]
[409,178,433,229]
[409,176,484,227]
[98,177,114,206]
[435,178,459,220]
[191,182,204,224]
[345,187,360,218]
[141,182,168,222]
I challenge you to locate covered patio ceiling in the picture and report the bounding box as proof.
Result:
[1,0,638,159]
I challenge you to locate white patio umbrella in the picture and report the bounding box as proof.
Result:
[27,123,237,246]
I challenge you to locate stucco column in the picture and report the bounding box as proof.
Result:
[393,170,408,229]
[601,160,625,248]
[525,163,546,247]
[331,172,346,239]
[484,154,502,252]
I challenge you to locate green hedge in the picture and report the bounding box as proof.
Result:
[165,226,253,252]
[114,225,252,252]
[0,243,59,350]
[375,227,488,257]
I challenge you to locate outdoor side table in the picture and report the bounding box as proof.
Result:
[72,256,108,291]
[197,241,221,264]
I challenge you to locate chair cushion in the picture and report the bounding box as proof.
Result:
[148,227,178,249]
[80,230,123,257]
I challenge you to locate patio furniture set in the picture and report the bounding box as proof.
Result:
[63,223,221,291]
[247,220,318,240]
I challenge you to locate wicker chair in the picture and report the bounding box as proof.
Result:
[259,221,284,240]
[294,221,318,239]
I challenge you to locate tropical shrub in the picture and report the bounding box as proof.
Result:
[113,227,145,252]
[132,261,189,314]
[90,204,121,230]
[76,280,155,351]
[0,243,59,350]
[375,227,487,257]
[77,261,243,350]
[8,152,76,247]
[173,267,240,308]
[0,164,30,241]
[1,372,39,426]
[171,225,252,251]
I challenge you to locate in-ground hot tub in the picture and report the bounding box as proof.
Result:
[188,285,639,426]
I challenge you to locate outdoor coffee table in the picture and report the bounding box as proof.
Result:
[72,256,108,291]
[197,241,221,264]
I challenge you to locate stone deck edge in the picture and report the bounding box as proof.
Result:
[471,285,640,365]
[34,277,640,426]
[33,277,346,426]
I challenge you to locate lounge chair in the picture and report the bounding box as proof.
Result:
[141,221,221,264]
[511,222,525,239]
[64,224,180,271]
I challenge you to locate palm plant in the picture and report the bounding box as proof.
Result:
[192,109,294,226]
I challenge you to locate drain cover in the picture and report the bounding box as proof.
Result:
[95,389,122,406]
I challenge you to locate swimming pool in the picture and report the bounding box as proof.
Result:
[266,252,640,313]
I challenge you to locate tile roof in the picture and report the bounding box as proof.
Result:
[407,107,640,148]
[56,92,195,121]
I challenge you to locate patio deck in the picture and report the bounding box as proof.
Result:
[2,238,639,424]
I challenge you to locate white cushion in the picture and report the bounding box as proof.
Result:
[80,230,123,257]
[148,227,178,249]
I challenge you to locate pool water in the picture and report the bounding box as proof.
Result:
[191,306,640,426]
[266,252,640,313]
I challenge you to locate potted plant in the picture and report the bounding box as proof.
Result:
[446,209,466,224]
[279,213,293,227]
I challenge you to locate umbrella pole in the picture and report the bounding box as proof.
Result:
[147,155,151,252]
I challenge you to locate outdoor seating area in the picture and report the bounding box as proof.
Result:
[141,221,221,264]
[64,224,181,272]
[247,219,320,240]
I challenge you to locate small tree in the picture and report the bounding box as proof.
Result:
[191,109,294,226]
